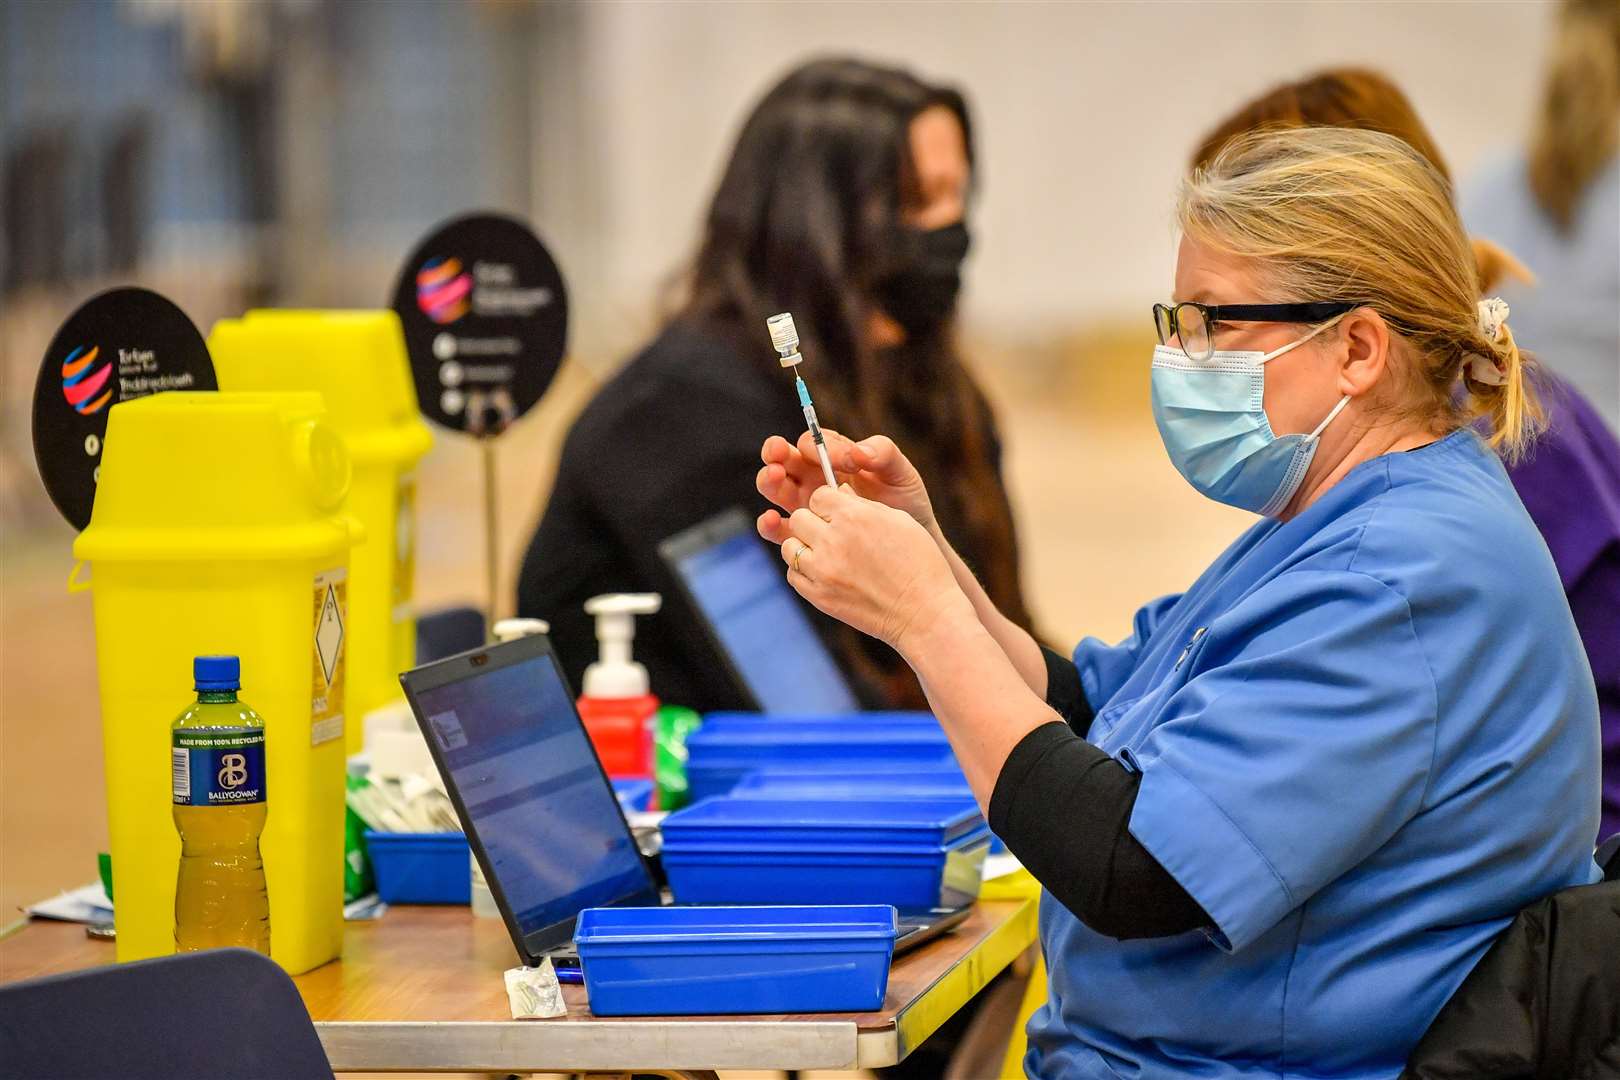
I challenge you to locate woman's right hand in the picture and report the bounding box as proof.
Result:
[757,430,937,541]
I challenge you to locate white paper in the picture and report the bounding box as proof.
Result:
[25,882,113,923]
[982,852,1025,881]
[343,894,389,921]
[627,809,667,830]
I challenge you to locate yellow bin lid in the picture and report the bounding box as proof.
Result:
[208,310,434,466]
[74,391,358,563]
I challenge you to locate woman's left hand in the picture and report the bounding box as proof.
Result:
[768,484,968,653]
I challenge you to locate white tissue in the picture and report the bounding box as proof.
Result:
[504,958,567,1019]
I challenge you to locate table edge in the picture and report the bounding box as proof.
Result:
[316,1017,861,1073]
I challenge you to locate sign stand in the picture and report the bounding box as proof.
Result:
[389,213,568,639]
[481,437,501,633]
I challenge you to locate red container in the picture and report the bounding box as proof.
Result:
[577,693,656,777]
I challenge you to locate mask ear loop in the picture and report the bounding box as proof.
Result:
[1256,312,1355,436]
[1309,394,1353,438]
[1256,312,1349,365]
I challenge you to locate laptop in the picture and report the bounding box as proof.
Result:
[400,633,969,968]
[658,507,861,714]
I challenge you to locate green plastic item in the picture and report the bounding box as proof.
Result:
[653,705,702,811]
[98,852,114,903]
[343,773,375,902]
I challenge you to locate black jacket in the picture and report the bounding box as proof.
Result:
[516,320,831,711]
[517,318,1026,714]
[1402,841,1620,1080]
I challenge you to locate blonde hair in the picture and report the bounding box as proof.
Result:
[1178,127,1542,460]
[1529,0,1620,230]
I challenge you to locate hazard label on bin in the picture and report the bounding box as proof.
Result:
[311,568,347,747]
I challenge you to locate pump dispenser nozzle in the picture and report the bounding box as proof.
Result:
[493,617,549,643]
[582,593,661,698]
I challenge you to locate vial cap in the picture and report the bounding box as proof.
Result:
[193,655,240,691]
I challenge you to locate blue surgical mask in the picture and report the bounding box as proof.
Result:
[1150,319,1350,516]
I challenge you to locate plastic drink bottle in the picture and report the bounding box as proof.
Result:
[172,655,270,954]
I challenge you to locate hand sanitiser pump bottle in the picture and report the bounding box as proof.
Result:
[172,655,270,954]
[576,594,661,777]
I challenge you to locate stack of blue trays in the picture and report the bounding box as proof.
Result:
[685,712,1006,850]
[685,712,959,802]
[698,710,940,731]
[661,797,990,909]
[732,769,973,799]
[573,905,898,1016]
[728,770,1011,855]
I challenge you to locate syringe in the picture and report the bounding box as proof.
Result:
[767,312,839,491]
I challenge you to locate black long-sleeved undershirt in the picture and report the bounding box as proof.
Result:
[986,647,1211,940]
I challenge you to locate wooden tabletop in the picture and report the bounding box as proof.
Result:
[1,898,1038,1072]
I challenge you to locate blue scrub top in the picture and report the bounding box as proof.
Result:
[1028,430,1602,1080]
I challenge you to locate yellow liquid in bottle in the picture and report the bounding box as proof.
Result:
[172,691,270,955]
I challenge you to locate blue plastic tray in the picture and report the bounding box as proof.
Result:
[612,777,655,813]
[688,725,949,752]
[574,905,897,1016]
[662,797,983,846]
[687,755,961,802]
[661,799,990,908]
[699,711,940,730]
[364,831,470,904]
[685,726,958,802]
[727,775,1007,855]
[663,829,990,908]
[732,773,973,798]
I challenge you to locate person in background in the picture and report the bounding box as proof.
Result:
[1192,67,1620,844]
[1460,0,1619,431]
[759,126,1601,1078]
[516,58,1034,712]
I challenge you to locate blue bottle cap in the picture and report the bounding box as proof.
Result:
[193,655,240,692]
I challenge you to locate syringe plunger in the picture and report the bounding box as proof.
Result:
[766,312,803,367]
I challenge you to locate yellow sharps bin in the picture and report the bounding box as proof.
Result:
[209,311,433,748]
[73,391,359,973]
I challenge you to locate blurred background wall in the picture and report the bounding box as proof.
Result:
[0,0,1561,916]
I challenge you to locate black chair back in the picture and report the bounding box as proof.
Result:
[0,947,333,1080]
[1401,837,1620,1078]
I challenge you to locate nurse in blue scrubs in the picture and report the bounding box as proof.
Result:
[755,127,1602,1079]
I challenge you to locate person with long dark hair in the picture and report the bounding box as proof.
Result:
[517,58,1033,711]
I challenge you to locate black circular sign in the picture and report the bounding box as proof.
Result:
[389,213,568,436]
[31,287,217,530]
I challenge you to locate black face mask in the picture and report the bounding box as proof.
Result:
[872,222,971,338]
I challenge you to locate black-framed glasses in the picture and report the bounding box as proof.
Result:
[1152,301,1360,362]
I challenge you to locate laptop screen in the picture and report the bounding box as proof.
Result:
[412,652,655,942]
[667,517,860,715]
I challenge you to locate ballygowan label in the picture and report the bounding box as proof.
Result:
[172,729,266,806]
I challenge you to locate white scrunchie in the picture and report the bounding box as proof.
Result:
[1465,297,1511,386]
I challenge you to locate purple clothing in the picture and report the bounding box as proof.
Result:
[1503,373,1620,841]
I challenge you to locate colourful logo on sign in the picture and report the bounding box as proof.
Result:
[61,346,113,415]
[416,257,472,324]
